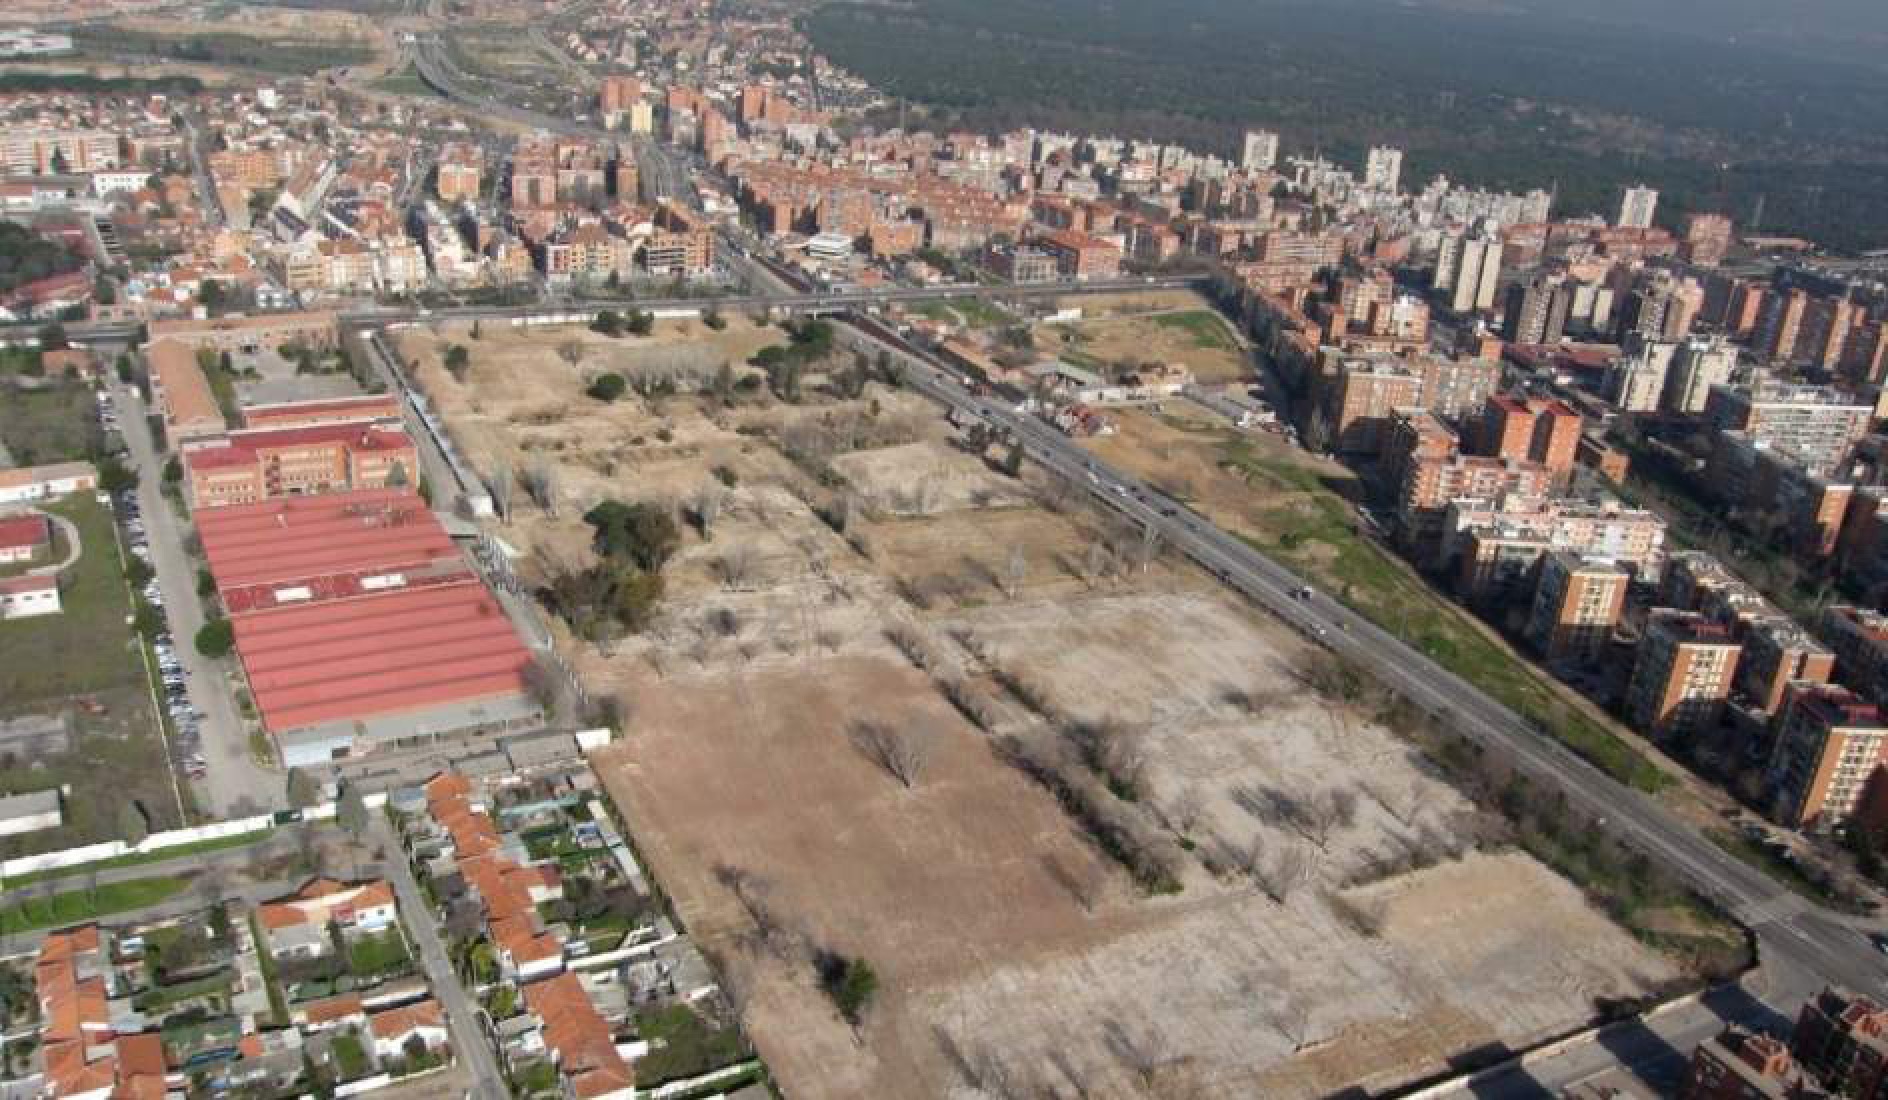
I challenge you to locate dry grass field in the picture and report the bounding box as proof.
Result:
[1034,291,1252,385]
[421,321,1688,1100]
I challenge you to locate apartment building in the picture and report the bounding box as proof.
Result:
[1625,610,1741,741]
[1681,214,1735,268]
[1525,552,1629,663]
[0,128,118,175]
[1383,407,1459,496]
[1476,394,1582,482]
[1314,351,1499,454]
[1765,685,1888,831]
[1320,356,1424,453]
[1399,456,1552,553]
[1034,228,1122,279]
[1792,987,1888,1099]
[1663,337,1739,415]
[436,142,483,203]
[1738,615,1837,715]
[181,421,420,508]
[1706,381,1873,474]
[1682,1027,1827,1100]
[1822,606,1888,710]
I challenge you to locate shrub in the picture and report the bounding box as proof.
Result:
[586,373,628,402]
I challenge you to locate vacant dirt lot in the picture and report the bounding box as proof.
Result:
[398,316,944,513]
[830,441,1029,516]
[452,323,1681,1100]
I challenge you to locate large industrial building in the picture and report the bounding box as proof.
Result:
[195,487,540,768]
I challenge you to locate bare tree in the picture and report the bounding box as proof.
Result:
[1268,987,1315,1050]
[1103,1018,1176,1090]
[716,541,757,590]
[1366,777,1422,828]
[556,339,586,368]
[1081,540,1113,587]
[518,463,558,516]
[1306,788,1360,850]
[713,864,791,957]
[490,463,514,523]
[1002,544,1027,599]
[1135,523,1162,572]
[1165,783,1205,840]
[1042,853,1104,913]
[689,483,726,537]
[1074,719,1147,799]
[1326,889,1387,938]
[848,720,930,789]
[1245,836,1311,903]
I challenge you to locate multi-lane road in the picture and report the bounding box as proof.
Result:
[23,275,1205,349]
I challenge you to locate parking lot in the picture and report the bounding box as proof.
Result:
[97,386,207,788]
[109,377,283,815]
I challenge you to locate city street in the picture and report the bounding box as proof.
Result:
[372,818,508,1100]
[112,375,283,816]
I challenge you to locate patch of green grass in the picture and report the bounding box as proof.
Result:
[332,1029,371,1081]
[5,829,273,888]
[371,64,442,98]
[1707,828,1861,911]
[133,969,232,1012]
[1150,310,1237,351]
[0,378,102,466]
[0,876,189,934]
[0,493,143,707]
[632,1004,751,1088]
[347,929,413,979]
[513,1058,559,1096]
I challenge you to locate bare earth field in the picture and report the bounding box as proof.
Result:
[430,323,1682,1100]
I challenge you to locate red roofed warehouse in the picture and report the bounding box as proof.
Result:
[195,488,540,768]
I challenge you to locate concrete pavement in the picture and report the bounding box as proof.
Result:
[113,376,283,816]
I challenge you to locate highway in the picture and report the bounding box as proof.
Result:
[26,275,1204,348]
[836,317,1888,1015]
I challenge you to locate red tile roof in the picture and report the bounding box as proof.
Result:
[183,421,415,472]
[195,488,533,732]
[523,973,633,1099]
[0,514,51,551]
[368,998,444,1040]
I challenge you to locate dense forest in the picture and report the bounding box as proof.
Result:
[69,26,374,76]
[0,224,84,296]
[0,71,205,97]
[806,0,1888,251]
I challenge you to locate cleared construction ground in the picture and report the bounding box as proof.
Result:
[401,315,1693,1100]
